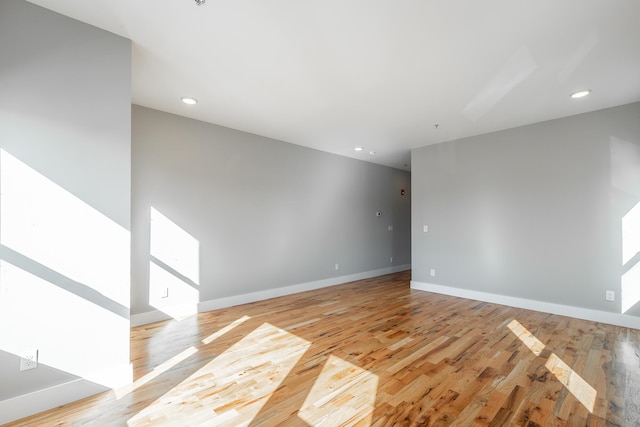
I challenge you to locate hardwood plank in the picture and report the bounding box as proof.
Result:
[4,271,640,426]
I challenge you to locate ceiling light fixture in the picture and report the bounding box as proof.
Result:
[181,96,198,105]
[354,147,364,152]
[570,89,591,99]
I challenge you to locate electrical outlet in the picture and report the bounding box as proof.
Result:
[335,263,339,271]
[388,225,393,231]
[20,349,38,371]
[390,257,393,264]
[430,268,436,277]
[423,225,428,233]
[606,290,615,301]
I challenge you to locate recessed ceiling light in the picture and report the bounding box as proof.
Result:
[181,96,198,105]
[570,89,591,99]
[354,147,364,152]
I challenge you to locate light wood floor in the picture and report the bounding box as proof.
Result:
[6,271,640,426]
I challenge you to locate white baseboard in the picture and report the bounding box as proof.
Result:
[131,265,411,327]
[0,379,107,425]
[411,281,640,330]
[0,363,132,425]
[129,309,173,327]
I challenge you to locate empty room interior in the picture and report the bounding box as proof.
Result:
[1,0,640,425]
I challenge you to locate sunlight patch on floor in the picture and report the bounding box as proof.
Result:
[507,319,597,413]
[298,354,378,426]
[545,353,596,413]
[127,323,309,427]
[506,319,545,356]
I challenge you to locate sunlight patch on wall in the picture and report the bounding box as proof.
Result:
[150,207,199,285]
[148,207,200,320]
[621,201,640,313]
[0,261,130,388]
[0,149,130,307]
[621,262,640,314]
[126,323,310,427]
[298,354,378,426]
[148,262,199,320]
[610,137,640,314]
[0,149,130,388]
[621,202,640,266]
[507,319,597,414]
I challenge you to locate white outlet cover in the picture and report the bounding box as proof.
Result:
[606,290,615,301]
[388,225,393,231]
[20,349,38,371]
[423,225,428,233]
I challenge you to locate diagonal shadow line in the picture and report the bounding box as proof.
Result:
[0,244,129,319]
[622,250,640,274]
[150,255,199,290]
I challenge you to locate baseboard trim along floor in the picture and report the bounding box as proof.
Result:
[411,280,640,330]
[131,264,412,327]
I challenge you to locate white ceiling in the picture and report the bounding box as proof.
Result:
[27,0,640,170]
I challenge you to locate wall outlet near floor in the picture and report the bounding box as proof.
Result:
[335,263,339,271]
[605,290,615,301]
[423,225,428,233]
[430,268,436,277]
[390,257,393,264]
[20,349,38,371]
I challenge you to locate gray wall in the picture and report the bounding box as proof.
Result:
[0,0,131,407]
[132,106,411,315]
[412,102,640,316]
